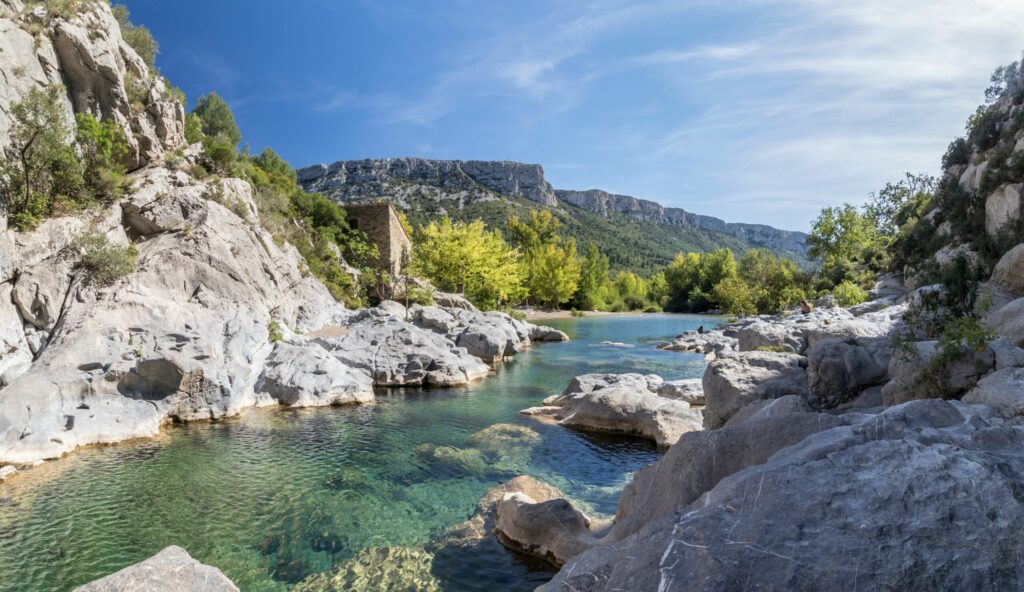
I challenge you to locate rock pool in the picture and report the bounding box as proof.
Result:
[0,314,715,592]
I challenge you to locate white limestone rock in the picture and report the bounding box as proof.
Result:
[701,351,808,428]
[73,546,238,592]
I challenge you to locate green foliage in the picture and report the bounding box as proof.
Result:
[711,276,757,316]
[831,280,868,307]
[112,4,158,71]
[184,113,204,144]
[75,113,128,203]
[192,93,242,146]
[527,240,581,309]
[941,137,971,169]
[508,210,581,308]
[412,217,526,309]
[737,248,808,313]
[267,318,284,343]
[73,230,137,286]
[614,271,649,310]
[0,86,82,230]
[572,242,609,310]
[663,248,738,312]
[245,147,371,308]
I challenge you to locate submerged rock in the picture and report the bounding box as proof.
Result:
[293,546,440,592]
[73,546,238,592]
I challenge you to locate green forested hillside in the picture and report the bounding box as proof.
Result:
[401,192,757,275]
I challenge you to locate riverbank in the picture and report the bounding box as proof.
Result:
[0,314,713,592]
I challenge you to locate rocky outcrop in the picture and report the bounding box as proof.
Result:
[701,351,808,428]
[655,378,704,404]
[541,400,1024,592]
[521,373,703,447]
[0,1,184,170]
[73,546,238,592]
[556,188,809,256]
[985,183,1023,238]
[0,147,566,465]
[990,243,1024,297]
[296,158,809,263]
[297,158,558,207]
[805,336,890,409]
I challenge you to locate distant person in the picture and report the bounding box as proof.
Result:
[697,325,705,334]
[801,300,814,314]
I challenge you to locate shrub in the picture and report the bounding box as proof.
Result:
[75,113,128,203]
[831,280,868,307]
[74,230,137,285]
[267,318,284,343]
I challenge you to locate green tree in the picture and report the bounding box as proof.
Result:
[507,209,561,250]
[529,240,581,308]
[712,277,757,316]
[738,248,806,313]
[614,271,649,310]
[0,86,81,229]
[413,217,526,308]
[807,204,880,287]
[192,93,242,144]
[572,243,610,310]
[508,209,581,307]
[866,172,935,237]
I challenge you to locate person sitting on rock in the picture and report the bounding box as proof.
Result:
[697,325,705,334]
[800,300,814,314]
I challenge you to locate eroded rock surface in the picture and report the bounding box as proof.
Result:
[542,400,1024,592]
[73,546,238,592]
[522,373,703,447]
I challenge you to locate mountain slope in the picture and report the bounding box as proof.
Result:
[298,158,810,272]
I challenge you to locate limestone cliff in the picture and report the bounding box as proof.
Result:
[0,0,185,169]
[298,159,810,264]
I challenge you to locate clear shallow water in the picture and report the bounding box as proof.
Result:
[0,313,716,592]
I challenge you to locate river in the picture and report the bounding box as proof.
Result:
[0,313,716,592]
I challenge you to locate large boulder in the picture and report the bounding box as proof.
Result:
[881,340,994,405]
[256,341,374,407]
[735,320,805,353]
[541,400,1024,592]
[991,243,1024,297]
[805,336,889,409]
[522,373,702,447]
[962,367,1024,417]
[985,183,1023,238]
[316,313,490,387]
[608,411,848,543]
[73,546,238,592]
[656,379,704,404]
[494,493,599,567]
[701,351,808,428]
[987,297,1024,346]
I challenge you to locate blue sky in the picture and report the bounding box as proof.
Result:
[123,0,1024,230]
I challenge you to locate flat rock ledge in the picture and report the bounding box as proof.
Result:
[73,546,239,592]
[521,373,704,447]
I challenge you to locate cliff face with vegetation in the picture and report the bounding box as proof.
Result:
[298,158,810,271]
[0,0,184,168]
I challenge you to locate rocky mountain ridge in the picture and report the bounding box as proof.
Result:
[298,158,809,261]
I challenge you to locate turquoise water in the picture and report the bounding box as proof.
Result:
[0,314,714,592]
